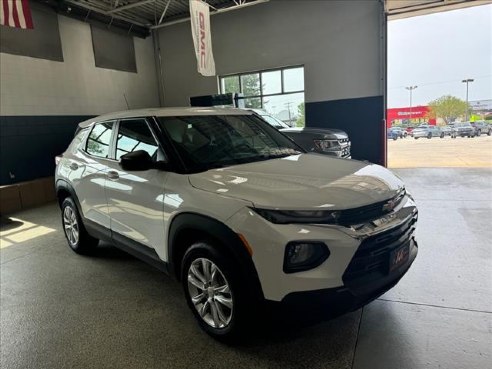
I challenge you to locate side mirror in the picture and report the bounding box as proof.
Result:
[119,150,153,171]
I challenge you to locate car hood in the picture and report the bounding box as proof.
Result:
[280,127,348,140]
[188,154,404,210]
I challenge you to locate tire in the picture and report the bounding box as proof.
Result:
[61,197,99,254]
[440,133,444,138]
[477,130,481,136]
[181,241,259,342]
[427,133,432,139]
[414,137,418,140]
[487,129,491,136]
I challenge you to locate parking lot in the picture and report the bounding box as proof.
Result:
[388,135,492,168]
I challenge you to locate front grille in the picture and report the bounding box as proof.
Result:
[343,215,417,284]
[336,191,405,226]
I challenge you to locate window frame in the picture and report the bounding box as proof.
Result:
[219,65,305,108]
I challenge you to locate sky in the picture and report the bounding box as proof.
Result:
[388,4,492,108]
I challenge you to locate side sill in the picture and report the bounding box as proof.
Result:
[83,218,170,275]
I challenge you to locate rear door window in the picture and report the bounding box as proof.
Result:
[86,121,115,158]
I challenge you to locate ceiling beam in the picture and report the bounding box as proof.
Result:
[151,0,269,29]
[107,0,155,14]
[64,0,149,26]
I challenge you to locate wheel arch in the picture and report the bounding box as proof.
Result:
[168,212,264,299]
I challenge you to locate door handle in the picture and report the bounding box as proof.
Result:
[69,163,79,170]
[107,171,119,180]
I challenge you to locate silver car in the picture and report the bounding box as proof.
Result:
[412,125,443,139]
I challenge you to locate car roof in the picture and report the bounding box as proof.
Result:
[78,107,254,128]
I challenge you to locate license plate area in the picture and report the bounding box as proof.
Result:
[388,242,410,272]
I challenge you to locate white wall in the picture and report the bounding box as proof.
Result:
[157,0,384,107]
[0,15,159,116]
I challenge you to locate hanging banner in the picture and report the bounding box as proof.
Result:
[189,0,216,76]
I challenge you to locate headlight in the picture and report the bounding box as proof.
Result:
[284,242,330,273]
[313,139,340,151]
[252,208,341,224]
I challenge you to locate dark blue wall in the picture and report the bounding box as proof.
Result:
[305,95,385,165]
[0,116,93,185]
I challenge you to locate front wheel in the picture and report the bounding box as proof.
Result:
[487,129,491,136]
[440,133,444,138]
[61,197,99,254]
[182,242,258,342]
[427,133,432,139]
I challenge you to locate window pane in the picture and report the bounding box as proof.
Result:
[261,70,281,95]
[283,67,304,92]
[244,97,262,109]
[116,120,158,161]
[221,76,240,94]
[262,92,305,127]
[86,122,114,158]
[241,73,260,97]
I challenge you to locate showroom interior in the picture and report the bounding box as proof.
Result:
[0,0,490,368]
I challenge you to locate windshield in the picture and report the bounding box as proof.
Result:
[158,114,302,172]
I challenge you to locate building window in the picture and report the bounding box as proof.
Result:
[220,66,305,127]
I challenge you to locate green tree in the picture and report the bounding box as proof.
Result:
[426,95,470,124]
[296,102,305,127]
[223,74,262,109]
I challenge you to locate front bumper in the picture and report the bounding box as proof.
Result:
[227,196,418,302]
[277,237,417,317]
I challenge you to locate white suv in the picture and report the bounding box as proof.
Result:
[55,108,418,341]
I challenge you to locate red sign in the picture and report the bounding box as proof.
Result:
[386,106,436,127]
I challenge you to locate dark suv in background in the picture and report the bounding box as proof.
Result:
[470,121,492,136]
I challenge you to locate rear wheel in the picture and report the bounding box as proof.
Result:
[181,242,259,342]
[487,129,491,136]
[427,133,432,139]
[61,197,98,254]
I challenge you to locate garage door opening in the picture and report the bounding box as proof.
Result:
[387,4,492,168]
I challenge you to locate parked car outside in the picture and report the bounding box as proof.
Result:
[412,125,443,139]
[470,121,492,136]
[250,109,351,158]
[440,126,454,137]
[388,127,407,139]
[55,107,418,341]
[451,122,475,138]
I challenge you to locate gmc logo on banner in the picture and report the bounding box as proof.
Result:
[199,12,206,68]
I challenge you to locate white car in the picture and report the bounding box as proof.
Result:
[55,107,418,341]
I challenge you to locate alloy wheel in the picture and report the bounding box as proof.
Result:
[187,258,233,329]
[63,206,79,246]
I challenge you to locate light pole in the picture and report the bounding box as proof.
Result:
[405,86,418,124]
[462,78,474,121]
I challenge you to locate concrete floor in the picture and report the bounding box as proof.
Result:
[1,168,491,369]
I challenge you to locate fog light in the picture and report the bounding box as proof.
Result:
[283,242,330,273]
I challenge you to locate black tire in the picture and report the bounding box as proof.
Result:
[181,241,259,342]
[414,137,418,140]
[427,133,432,139]
[487,129,491,136]
[61,197,99,254]
[440,133,444,138]
[477,130,481,136]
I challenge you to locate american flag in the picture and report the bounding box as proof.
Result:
[0,0,34,29]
